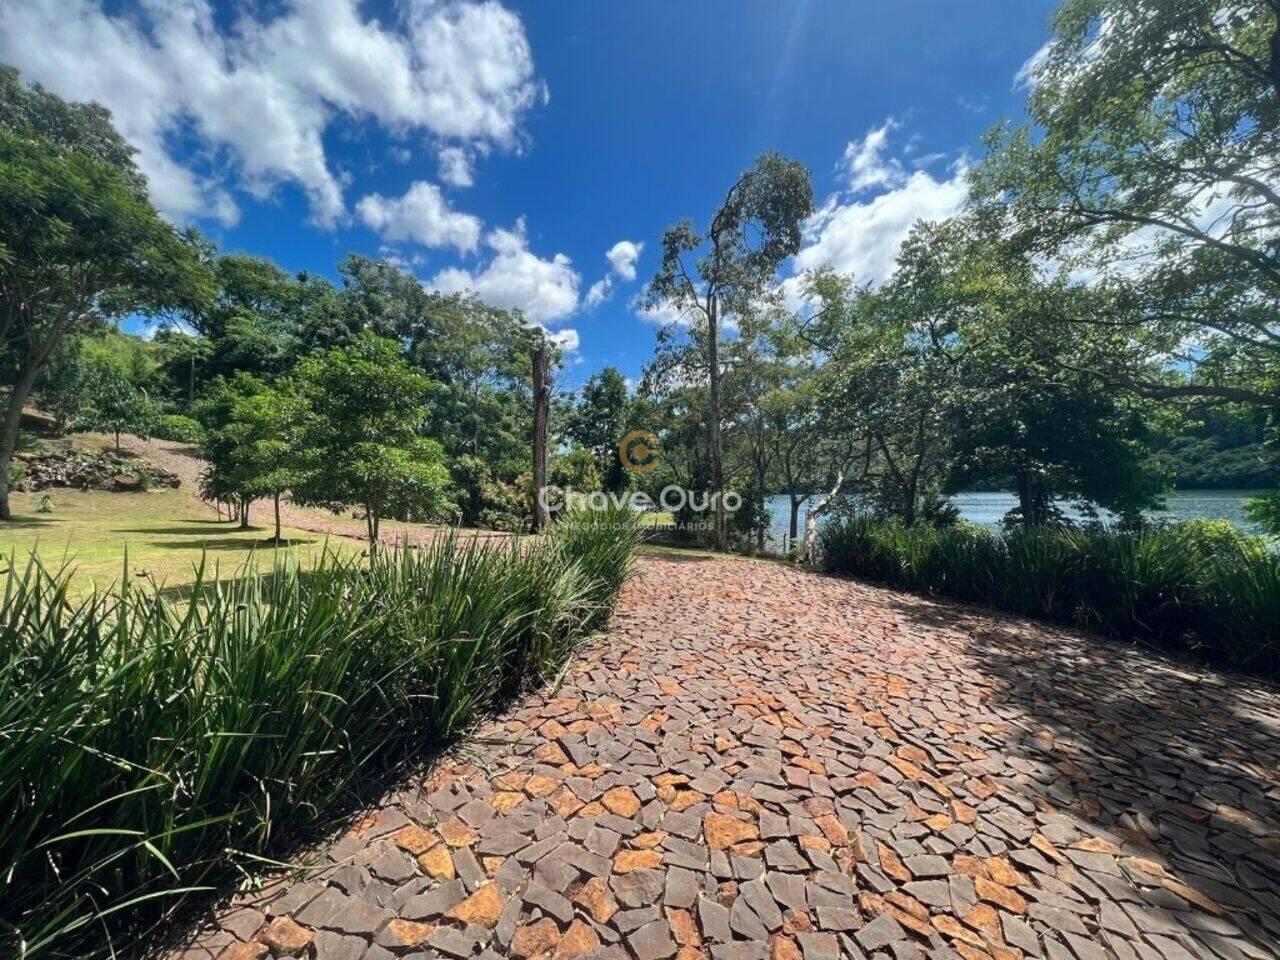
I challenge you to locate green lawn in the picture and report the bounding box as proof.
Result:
[2,485,359,594]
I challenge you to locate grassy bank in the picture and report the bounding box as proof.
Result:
[0,509,638,958]
[819,515,1280,677]
[2,485,362,593]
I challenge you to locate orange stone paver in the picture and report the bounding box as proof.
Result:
[170,555,1280,960]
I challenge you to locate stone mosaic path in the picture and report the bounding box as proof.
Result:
[172,554,1280,960]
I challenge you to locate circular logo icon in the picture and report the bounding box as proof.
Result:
[619,430,661,474]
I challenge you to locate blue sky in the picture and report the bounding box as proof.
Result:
[1,0,1055,386]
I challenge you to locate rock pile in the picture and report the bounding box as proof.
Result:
[14,450,181,492]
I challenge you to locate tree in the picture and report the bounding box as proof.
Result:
[646,153,813,549]
[564,367,631,493]
[192,254,307,383]
[808,214,1168,533]
[973,0,1280,412]
[339,257,540,526]
[195,374,308,538]
[38,335,91,433]
[80,369,160,453]
[152,328,212,407]
[939,236,1168,527]
[292,331,452,553]
[194,374,269,528]
[0,67,210,520]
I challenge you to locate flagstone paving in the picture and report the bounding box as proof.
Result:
[171,554,1280,960]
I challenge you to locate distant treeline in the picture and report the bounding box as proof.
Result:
[1152,409,1280,491]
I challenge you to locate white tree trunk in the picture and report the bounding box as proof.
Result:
[801,465,846,564]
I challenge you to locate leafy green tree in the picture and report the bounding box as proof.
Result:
[38,335,91,434]
[152,328,212,407]
[646,153,814,549]
[232,387,307,541]
[80,369,161,453]
[948,289,1168,528]
[193,374,263,527]
[193,254,305,383]
[195,374,308,537]
[292,331,452,552]
[550,447,603,493]
[0,67,210,520]
[340,257,539,503]
[974,0,1280,412]
[1245,492,1280,533]
[42,327,165,436]
[564,367,630,492]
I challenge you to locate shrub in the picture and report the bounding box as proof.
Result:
[0,515,637,958]
[819,514,1279,677]
[153,413,205,444]
[1245,492,1280,534]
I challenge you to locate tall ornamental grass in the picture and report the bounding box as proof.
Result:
[819,514,1280,677]
[0,509,640,958]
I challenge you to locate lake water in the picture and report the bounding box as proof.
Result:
[765,490,1266,551]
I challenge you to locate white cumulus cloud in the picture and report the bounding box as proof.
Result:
[584,239,644,309]
[840,117,907,194]
[605,240,643,282]
[791,119,969,289]
[437,146,475,188]
[0,0,543,226]
[584,279,612,310]
[356,182,482,253]
[428,218,580,324]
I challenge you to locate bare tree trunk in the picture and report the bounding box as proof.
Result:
[0,365,40,521]
[531,339,550,533]
[789,495,803,542]
[707,295,725,550]
[1015,466,1046,529]
[365,504,380,559]
[802,465,848,564]
[238,498,250,530]
[755,481,766,555]
[273,490,282,542]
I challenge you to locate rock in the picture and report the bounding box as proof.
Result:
[428,924,484,958]
[311,931,366,960]
[614,849,664,873]
[698,897,733,944]
[664,907,701,947]
[526,880,576,923]
[554,919,602,960]
[705,814,760,851]
[393,824,440,855]
[15,450,181,492]
[627,919,678,960]
[854,914,905,952]
[511,918,562,959]
[419,845,457,879]
[796,932,840,960]
[603,787,643,817]
[257,917,313,957]
[445,882,507,928]
[376,918,436,948]
[572,876,619,923]
[216,944,269,960]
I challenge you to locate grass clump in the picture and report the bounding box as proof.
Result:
[819,514,1279,677]
[0,508,639,958]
